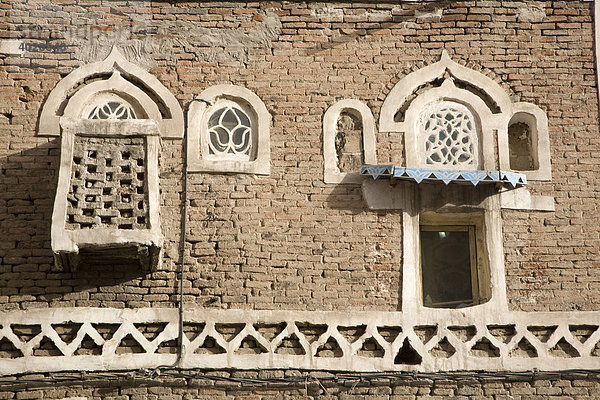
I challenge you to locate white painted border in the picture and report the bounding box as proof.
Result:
[380,51,551,181]
[0,307,598,375]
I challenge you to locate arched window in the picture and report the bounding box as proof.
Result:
[379,51,550,181]
[418,100,479,170]
[187,84,270,175]
[364,51,553,314]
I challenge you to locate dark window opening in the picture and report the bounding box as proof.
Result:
[420,225,480,308]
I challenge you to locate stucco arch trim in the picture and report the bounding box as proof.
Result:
[38,46,184,138]
[380,51,512,133]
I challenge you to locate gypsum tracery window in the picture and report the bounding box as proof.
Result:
[419,101,478,169]
[187,84,271,175]
[83,93,140,120]
[207,103,252,160]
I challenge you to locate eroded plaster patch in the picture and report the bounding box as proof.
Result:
[516,2,546,22]
[64,12,281,65]
[415,8,443,20]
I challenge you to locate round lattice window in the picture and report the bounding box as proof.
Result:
[418,101,479,169]
[206,103,253,160]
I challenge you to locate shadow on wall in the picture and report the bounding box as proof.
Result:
[0,140,151,309]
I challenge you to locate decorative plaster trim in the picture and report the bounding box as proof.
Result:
[187,84,271,175]
[63,72,162,122]
[361,165,527,188]
[323,99,377,184]
[379,50,511,133]
[0,307,599,375]
[38,46,184,138]
[379,51,551,181]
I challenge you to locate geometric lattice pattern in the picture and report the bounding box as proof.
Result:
[0,308,599,375]
[420,101,478,169]
[66,137,148,230]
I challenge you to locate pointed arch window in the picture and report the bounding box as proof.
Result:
[361,52,553,315]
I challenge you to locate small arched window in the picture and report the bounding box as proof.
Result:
[188,84,270,175]
[323,99,377,184]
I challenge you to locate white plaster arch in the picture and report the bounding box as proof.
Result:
[188,84,271,175]
[402,79,498,171]
[379,50,551,181]
[323,99,377,184]
[62,71,162,122]
[380,50,512,133]
[38,46,184,138]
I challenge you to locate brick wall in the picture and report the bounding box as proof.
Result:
[0,1,597,313]
[0,370,599,399]
[1,0,599,397]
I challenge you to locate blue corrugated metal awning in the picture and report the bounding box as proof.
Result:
[361,165,527,188]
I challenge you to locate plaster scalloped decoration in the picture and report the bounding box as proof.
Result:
[38,46,184,139]
[380,51,551,181]
[323,99,377,184]
[1,307,600,374]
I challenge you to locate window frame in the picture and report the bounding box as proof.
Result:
[416,212,492,310]
[419,224,480,308]
[187,84,270,175]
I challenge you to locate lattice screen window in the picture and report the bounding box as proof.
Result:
[41,47,183,272]
[53,119,162,272]
[66,137,148,231]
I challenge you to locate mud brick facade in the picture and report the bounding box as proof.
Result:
[1,0,600,398]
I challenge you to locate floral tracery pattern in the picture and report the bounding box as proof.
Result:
[88,101,137,120]
[420,101,478,169]
[207,105,252,157]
